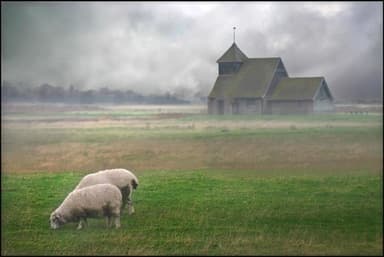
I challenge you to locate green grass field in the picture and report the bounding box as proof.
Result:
[2,171,382,255]
[1,104,383,255]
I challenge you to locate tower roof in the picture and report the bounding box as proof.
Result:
[217,43,248,63]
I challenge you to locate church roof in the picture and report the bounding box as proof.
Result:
[216,43,248,63]
[209,42,333,103]
[209,58,280,98]
[268,77,325,100]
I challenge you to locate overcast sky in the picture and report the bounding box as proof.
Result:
[1,1,383,101]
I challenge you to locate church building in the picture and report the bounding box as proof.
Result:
[208,36,334,115]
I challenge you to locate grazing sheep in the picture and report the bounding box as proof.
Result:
[50,183,122,230]
[74,168,139,215]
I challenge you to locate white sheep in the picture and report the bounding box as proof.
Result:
[50,183,122,230]
[74,168,139,215]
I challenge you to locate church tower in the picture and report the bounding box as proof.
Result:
[216,27,248,75]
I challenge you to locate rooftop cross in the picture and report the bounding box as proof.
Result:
[233,26,236,43]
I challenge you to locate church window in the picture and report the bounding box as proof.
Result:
[219,62,241,75]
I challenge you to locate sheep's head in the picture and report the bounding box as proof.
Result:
[50,212,65,229]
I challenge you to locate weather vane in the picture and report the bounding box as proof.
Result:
[233,26,236,43]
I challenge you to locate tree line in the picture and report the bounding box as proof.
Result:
[1,81,193,105]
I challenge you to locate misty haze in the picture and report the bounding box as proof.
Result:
[1,2,383,256]
[1,1,383,103]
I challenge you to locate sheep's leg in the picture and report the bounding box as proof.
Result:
[127,185,135,215]
[83,218,88,228]
[121,187,129,212]
[105,216,109,228]
[77,221,82,230]
[113,215,121,229]
[127,201,134,215]
[109,207,121,229]
[77,218,87,230]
